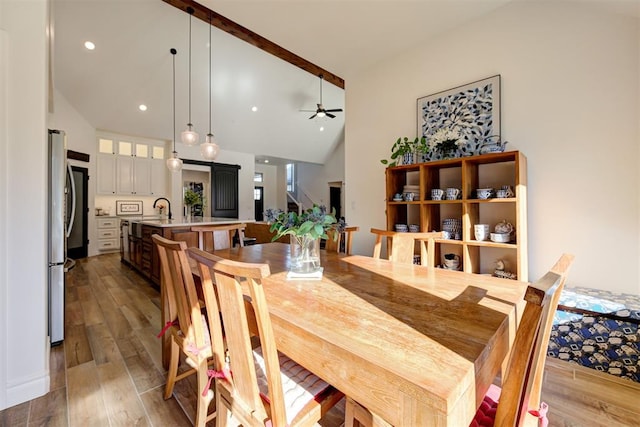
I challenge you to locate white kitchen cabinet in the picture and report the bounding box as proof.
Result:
[150,158,167,196]
[116,155,135,194]
[116,155,152,195]
[96,216,120,252]
[97,154,117,195]
[96,134,167,196]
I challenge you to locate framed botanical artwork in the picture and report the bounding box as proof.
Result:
[417,75,500,161]
[116,200,143,216]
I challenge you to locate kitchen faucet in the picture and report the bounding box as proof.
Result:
[153,197,172,219]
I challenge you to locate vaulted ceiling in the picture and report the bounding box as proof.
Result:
[52,0,639,165]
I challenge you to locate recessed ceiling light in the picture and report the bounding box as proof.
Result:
[84,41,95,50]
[319,126,324,132]
[138,104,147,111]
[264,159,269,163]
[251,106,258,112]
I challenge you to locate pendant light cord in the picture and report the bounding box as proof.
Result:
[171,48,177,151]
[188,7,193,124]
[209,13,212,134]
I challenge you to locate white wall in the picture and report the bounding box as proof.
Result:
[346,2,640,293]
[296,139,346,209]
[0,0,49,409]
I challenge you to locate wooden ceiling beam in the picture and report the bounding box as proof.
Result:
[162,0,345,89]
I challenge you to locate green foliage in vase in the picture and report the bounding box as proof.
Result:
[183,189,202,206]
[269,205,337,241]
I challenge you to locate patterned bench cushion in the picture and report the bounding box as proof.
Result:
[549,286,640,382]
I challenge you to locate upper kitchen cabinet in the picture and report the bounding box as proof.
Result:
[97,138,117,194]
[96,133,168,196]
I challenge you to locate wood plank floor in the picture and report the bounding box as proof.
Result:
[1,253,639,426]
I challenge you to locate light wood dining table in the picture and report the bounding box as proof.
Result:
[183,242,527,426]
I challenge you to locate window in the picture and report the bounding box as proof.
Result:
[286,163,295,192]
[254,172,263,183]
[254,188,261,200]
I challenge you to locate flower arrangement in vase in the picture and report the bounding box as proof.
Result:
[269,205,337,274]
[263,208,284,224]
[428,128,463,159]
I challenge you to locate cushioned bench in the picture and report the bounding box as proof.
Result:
[548,286,640,383]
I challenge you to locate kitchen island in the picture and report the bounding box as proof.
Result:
[121,216,252,287]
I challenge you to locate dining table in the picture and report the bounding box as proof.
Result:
[178,242,527,426]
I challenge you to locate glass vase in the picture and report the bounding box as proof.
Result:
[289,235,321,274]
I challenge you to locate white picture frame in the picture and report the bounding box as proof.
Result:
[116,200,143,216]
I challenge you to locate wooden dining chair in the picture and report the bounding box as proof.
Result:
[345,253,575,427]
[191,223,247,252]
[152,234,220,427]
[370,228,442,267]
[188,247,345,427]
[325,226,359,254]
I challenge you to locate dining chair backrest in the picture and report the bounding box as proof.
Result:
[188,248,277,425]
[493,253,574,426]
[370,228,442,267]
[325,226,360,254]
[153,235,202,350]
[153,234,223,425]
[191,223,247,252]
[187,247,343,426]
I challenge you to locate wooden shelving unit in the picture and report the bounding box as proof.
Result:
[385,151,528,280]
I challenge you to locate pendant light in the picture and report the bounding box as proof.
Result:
[181,7,199,146]
[166,48,183,172]
[201,13,220,160]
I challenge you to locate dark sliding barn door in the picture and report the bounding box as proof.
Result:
[212,163,240,218]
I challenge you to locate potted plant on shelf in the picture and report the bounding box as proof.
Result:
[269,205,337,275]
[381,136,427,167]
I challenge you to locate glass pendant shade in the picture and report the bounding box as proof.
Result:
[181,123,199,146]
[201,133,220,160]
[166,151,183,172]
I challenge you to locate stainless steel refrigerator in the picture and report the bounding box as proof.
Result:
[48,129,75,346]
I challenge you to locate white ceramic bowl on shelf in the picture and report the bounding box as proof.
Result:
[490,232,511,243]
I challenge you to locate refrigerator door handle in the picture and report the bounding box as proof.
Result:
[66,162,76,238]
[64,257,76,272]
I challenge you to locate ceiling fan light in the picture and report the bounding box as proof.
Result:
[181,123,199,146]
[166,151,183,172]
[201,134,220,160]
[316,111,326,118]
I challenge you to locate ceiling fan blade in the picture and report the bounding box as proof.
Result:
[326,113,336,118]
[308,114,317,120]
[325,108,343,113]
[299,109,316,112]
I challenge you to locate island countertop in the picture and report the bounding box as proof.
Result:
[122,216,254,286]
[126,216,254,228]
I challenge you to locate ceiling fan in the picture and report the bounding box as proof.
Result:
[300,75,343,119]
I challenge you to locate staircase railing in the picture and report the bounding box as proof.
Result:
[286,187,319,215]
[286,192,302,215]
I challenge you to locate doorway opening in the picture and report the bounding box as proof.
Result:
[254,186,264,221]
[182,165,211,217]
[67,166,88,259]
[329,181,343,220]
